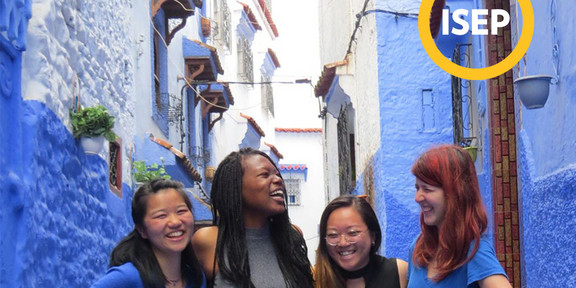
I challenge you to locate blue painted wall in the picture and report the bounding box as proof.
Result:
[515,0,576,286]
[1,1,134,286]
[0,35,26,288]
[370,0,497,264]
[373,11,454,259]
[19,101,133,286]
[152,9,170,136]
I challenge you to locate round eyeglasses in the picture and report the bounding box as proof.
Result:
[325,230,365,246]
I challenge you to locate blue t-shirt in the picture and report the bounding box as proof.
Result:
[91,262,207,288]
[407,236,507,288]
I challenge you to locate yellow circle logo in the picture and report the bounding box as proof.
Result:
[418,0,534,80]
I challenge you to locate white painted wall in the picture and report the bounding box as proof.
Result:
[276,131,324,264]
[318,0,382,196]
[22,0,136,184]
[207,0,278,164]
[270,0,326,264]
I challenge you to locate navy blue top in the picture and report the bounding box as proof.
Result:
[91,262,207,288]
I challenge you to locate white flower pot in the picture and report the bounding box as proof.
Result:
[80,135,105,154]
[514,75,553,109]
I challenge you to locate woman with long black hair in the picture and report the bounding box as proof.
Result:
[92,179,206,288]
[192,148,314,288]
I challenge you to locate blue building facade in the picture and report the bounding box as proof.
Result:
[0,1,133,286]
[317,0,575,287]
[0,0,211,286]
[514,0,576,286]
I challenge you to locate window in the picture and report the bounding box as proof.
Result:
[213,0,232,51]
[284,178,301,206]
[261,75,274,117]
[421,88,436,132]
[109,139,122,197]
[237,37,253,83]
[452,44,483,169]
[337,104,356,194]
[152,10,170,136]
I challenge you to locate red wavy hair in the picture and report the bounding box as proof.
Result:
[411,144,488,281]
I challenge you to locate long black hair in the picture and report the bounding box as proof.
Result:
[210,148,314,288]
[109,179,204,287]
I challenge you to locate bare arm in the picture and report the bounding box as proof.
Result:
[396,258,408,288]
[478,274,513,288]
[191,226,218,280]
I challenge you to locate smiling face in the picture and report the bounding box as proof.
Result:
[241,154,286,227]
[138,188,194,259]
[326,207,374,272]
[414,177,446,228]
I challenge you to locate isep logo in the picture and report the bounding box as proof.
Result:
[418,0,535,80]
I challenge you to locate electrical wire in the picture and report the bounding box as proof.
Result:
[361,9,419,18]
[150,16,229,110]
[344,0,419,59]
[345,0,372,58]
[150,1,291,112]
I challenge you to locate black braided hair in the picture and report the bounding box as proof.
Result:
[210,148,314,288]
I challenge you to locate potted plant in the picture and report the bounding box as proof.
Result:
[133,160,172,183]
[70,105,116,154]
[459,137,478,162]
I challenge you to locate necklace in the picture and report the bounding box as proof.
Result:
[167,278,180,287]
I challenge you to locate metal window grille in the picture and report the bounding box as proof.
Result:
[217,0,231,51]
[337,105,353,195]
[238,37,253,83]
[451,44,482,166]
[284,178,301,206]
[261,76,274,116]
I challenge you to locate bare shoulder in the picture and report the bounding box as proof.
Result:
[478,274,512,288]
[192,226,218,244]
[192,226,218,279]
[395,258,408,288]
[291,224,303,236]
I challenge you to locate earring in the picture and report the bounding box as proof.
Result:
[371,242,375,246]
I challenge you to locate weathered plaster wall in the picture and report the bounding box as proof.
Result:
[21,101,133,286]
[22,0,136,183]
[374,10,453,258]
[346,4,381,178]
[12,0,136,286]
[0,1,30,285]
[513,0,576,286]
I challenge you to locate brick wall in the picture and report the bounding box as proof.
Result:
[485,0,521,286]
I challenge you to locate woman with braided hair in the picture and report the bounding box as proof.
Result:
[192,148,314,288]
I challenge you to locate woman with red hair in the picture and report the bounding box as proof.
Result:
[407,145,511,287]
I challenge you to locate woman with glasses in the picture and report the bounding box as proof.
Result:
[408,145,511,287]
[314,195,407,288]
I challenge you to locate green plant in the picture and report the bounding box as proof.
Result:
[70,105,116,141]
[133,160,171,182]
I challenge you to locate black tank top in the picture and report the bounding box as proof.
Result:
[364,255,401,288]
